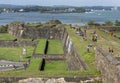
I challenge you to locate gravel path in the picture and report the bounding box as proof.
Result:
[0,60,25,71]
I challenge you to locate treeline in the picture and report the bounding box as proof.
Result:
[0,5,86,13]
[87,20,120,26]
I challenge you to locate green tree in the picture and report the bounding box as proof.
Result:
[115,20,120,26]
[0,25,8,33]
[104,21,113,26]
[87,21,95,25]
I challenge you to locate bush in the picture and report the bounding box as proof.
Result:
[0,25,8,33]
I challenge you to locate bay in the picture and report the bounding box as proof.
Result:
[0,11,120,25]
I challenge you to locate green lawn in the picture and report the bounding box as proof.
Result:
[0,68,100,77]
[45,61,67,71]
[35,39,46,54]
[0,33,15,40]
[47,40,64,54]
[0,47,34,61]
[28,58,41,71]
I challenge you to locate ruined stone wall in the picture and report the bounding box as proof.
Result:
[33,54,65,60]
[99,26,120,32]
[0,76,101,83]
[39,26,65,39]
[95,47,120,83]
[8,23,65,39]
[8,22,25,38]
[82,25,120,32]
[0,40,37,47]
[62,29,89,71]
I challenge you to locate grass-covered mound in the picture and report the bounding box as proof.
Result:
[66,25,100,75]
[96,29,120,57]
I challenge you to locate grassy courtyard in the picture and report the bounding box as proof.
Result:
[0,33,15,40]
[47,40,64,54]
[0,47,34,62]
[35,39,47,54]
[45,61,67,71]
[28,58,42,71]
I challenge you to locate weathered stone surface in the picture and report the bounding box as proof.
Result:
[62,31,89,71]
[19,78,44,83]
[0,40,37,47]
[19,78,66,83]
[0,77,101,83]
[8,22,65,39]
[95,47,120,83]
[33,54,65,60]
[100,26,120,32]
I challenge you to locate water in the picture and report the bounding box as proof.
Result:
[0,11,120,25]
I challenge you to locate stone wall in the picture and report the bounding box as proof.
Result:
[8,22,25,38]
[0,40,37,47]
[8,23,65,39]
[33,54,65,60]
[62,29,89,71]
[95,47,120,83]
[100,26,120,32]
[0,76,101,83]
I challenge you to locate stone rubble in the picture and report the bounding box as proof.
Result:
[18,77,101,83]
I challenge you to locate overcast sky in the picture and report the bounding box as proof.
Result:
[0,0,120,6]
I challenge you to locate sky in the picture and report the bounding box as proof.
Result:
[0,0,120,6]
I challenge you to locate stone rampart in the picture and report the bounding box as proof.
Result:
[95,47,120,83]
[8,23,66,39]
[62,29,89,71]
[99,26,120,32]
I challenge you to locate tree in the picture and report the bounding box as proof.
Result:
[87,21,95,25]
[104,21,113,26]
[0,25,8,33]
[115,20,120,26]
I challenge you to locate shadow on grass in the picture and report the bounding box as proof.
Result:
[25,56,32,58]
